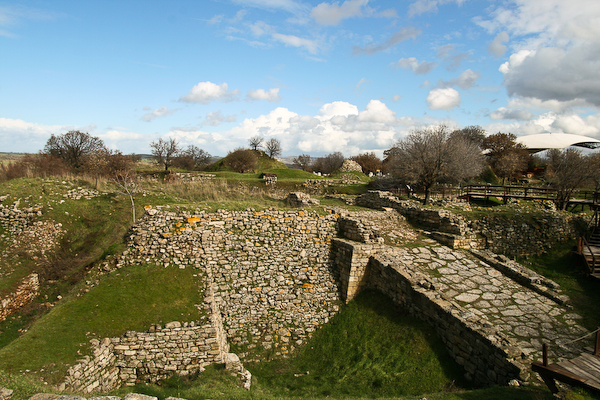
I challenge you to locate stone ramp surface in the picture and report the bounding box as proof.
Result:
[391,244,588,361]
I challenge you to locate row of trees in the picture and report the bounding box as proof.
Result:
[31,128,600,209]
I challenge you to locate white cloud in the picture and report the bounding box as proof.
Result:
[489,31,509,57]
[179,82,241,104]
[426,88,461,110]
[311,0,367,26]
[392,57,437,75]
[478,0,600,108]
[272,32,320,54]
[202,110,238,127]
[141,106,177,122]
[439,69,480,90]
[408,0,466,17]
[247,88,282,102]
[490,107,534,121]
[353,27,421,55]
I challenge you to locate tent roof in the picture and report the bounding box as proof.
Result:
[517,133,600,153]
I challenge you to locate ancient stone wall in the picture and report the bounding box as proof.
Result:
[0,274,39,322]
[332,237,526,386]
[357,191,583,257]
[366,253,526,385]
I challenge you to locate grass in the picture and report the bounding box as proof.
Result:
[0,263,204,384]
[518,240,600,332]
[250,290,469,398]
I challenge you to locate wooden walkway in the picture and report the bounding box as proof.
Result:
[532,333,600,393]
[533,353,600,393]
[461,185,600,208]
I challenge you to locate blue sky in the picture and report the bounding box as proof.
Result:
[1,0,599,157]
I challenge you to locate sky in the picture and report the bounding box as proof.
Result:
[1,0,600,158]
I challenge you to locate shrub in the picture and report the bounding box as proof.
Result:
[225,148,258,173]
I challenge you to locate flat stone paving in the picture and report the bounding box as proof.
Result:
[391,243,589,361]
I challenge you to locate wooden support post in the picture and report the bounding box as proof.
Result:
[543,343,549,366]
[594,329,600,356]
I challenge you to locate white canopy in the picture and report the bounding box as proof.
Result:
[517,133,600,153]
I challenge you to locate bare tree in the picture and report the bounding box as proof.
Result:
[545,148,592,210]
[387,125,485,204]
[312,152,345,175]
[112,169,139,223]
[265,138,282,158]
[248,136,264,151]
[43,130,105,169]
[150,137,181,171]
[293,154,312,172]
[174,145,212,170]
[351,152,382,174]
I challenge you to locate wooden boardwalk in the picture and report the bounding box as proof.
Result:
[461,185,600,208]
[533,332,600,394]
[533,353,600,393]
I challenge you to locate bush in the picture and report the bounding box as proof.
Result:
[225,148,258,173]
[0,162,29,182]
[351,152,382,175]
[312,152,345,175]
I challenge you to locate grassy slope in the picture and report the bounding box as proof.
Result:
[0,263,203,384]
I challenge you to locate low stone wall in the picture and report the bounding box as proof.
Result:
[0,274,39,322]
[357,191,584,257]
[64,322,223,393]
[337,216,384,244]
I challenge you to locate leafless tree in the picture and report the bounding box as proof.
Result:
[43,130,105,169]
[248,136,264,151]
[312,152,345,175]
[112,169,139,223]
[150,137,181,171]
[174,145,212,170]
[293,154,312,172]
[265,138,282,158]
[387,125,485,204]
[351,152,382,174]
[545,148,592,210]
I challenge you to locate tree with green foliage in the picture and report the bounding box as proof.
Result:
[386,125,484,204]
[482,132,529,183]
[451,125,486,149]
[43,130,105,169]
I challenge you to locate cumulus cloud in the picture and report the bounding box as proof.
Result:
[500,44,600,107]
[141,106,177,122]
[353,26,421,55]
[426,88,461,110]
[477,0,600,108]
[392,57,437,75]
[179,82,240,104]
[247,88,281,102]
[489,31,509,57]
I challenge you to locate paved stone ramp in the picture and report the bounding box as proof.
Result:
[389,242,588,362]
